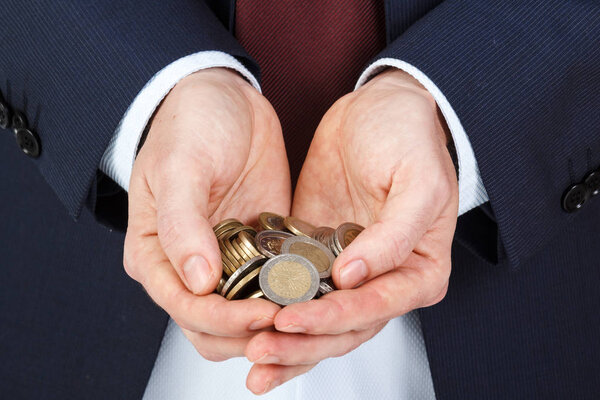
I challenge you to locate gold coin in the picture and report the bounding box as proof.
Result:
[226,267,261,300]
[281,236,335,279]
[283,216,316,237]
[232,238,254,261]
[221,225,256,241]
[223,240,246,267]
[245,290,265,299]
[220,252,237,276]
[258,212,286,231]
[213,218,241,233]
[238,231,262,257]
[214,219,243,239]
[216,277,226,293]
[219,240,242,270]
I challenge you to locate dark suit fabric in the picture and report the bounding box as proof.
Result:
[1,0,599,399]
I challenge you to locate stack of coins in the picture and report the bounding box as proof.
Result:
[213,212,364,306]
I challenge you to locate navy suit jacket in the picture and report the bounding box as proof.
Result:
[1,1,599,398]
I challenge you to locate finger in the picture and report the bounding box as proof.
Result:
[332,169,453,289]
[124,229,280,336]
[245,325,384,366]
[246,363,316,395]
[275,259,448,335]
[152,156,222,295]
[181,327,250,361]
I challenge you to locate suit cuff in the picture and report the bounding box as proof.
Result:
[356,59,489,217]
[99,51,261,191]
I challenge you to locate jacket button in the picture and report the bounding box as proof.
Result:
[584,170,600,197]
[11,110,28,132]
[562,183,588,212]
[15,128,41,158]
[0,101,11,129]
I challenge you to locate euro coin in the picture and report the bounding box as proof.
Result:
[245,290,265,299]
[283,216,316,237]
[223,239,246,267]
[238,231,262,257]
[281,236,335,279]
[318,278,336,295]
[311,226,335,247]
[255,230,294,257]
[214,219,243,239]
[221,256,266,297]
[258,212,286,231]
[221,225,256,241]
[259,254,320,306]
[216,277,226,294]
[328,229,341,256]
[334,222,364,253]
[232,238,254,261]
[225,267,262,300]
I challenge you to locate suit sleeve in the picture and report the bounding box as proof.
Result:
[368,0,600,266]
[0,0,257,219]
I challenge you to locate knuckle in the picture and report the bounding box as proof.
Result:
[162,287,191,322]
[251,331,278,355]
[156,212,183,255]
[386,228,412,265]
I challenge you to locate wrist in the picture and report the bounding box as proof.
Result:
[176,67,254,94]
[368,68,453,146]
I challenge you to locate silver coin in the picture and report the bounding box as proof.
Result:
[255,230,294,258]
[220,256,266,297]
[329,230,341,256]
[310,226,335,247]
[281,236,335,279]
[319,278,336,295]
[334,222,364,253]
[259,254,320,306]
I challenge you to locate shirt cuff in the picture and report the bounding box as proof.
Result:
[99,51,261,192]
[356,58,489,217]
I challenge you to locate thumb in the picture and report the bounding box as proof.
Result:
[153,161,222,295]
[332,179,444,289]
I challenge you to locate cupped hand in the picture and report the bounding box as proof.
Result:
[244,69,459,393]
[124,68,290,362]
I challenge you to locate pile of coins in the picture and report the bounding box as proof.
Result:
[213,212,364,306]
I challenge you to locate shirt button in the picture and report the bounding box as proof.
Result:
[15,128,41,158]
[562,183,588,213]
[584,170,600,197]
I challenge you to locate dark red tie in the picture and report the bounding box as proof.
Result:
[235,0,386,185]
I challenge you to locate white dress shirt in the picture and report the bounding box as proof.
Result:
[99,51,489,400]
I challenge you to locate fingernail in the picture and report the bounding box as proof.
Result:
[339,259,368,289]
[262,379,282,394]
[182,255,212,294]
[248,316,273,331]
[278,323,306,333]
[254,353,281,364]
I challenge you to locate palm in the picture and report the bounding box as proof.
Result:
[205,87,291,226]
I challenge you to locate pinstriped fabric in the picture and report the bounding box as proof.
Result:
[0,0,256,218]
[384,0,444,43]
[377,0,600,266]
[235,0,386,184]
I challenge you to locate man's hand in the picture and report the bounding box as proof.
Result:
[244,69,459,393]
[124,68,290,362]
